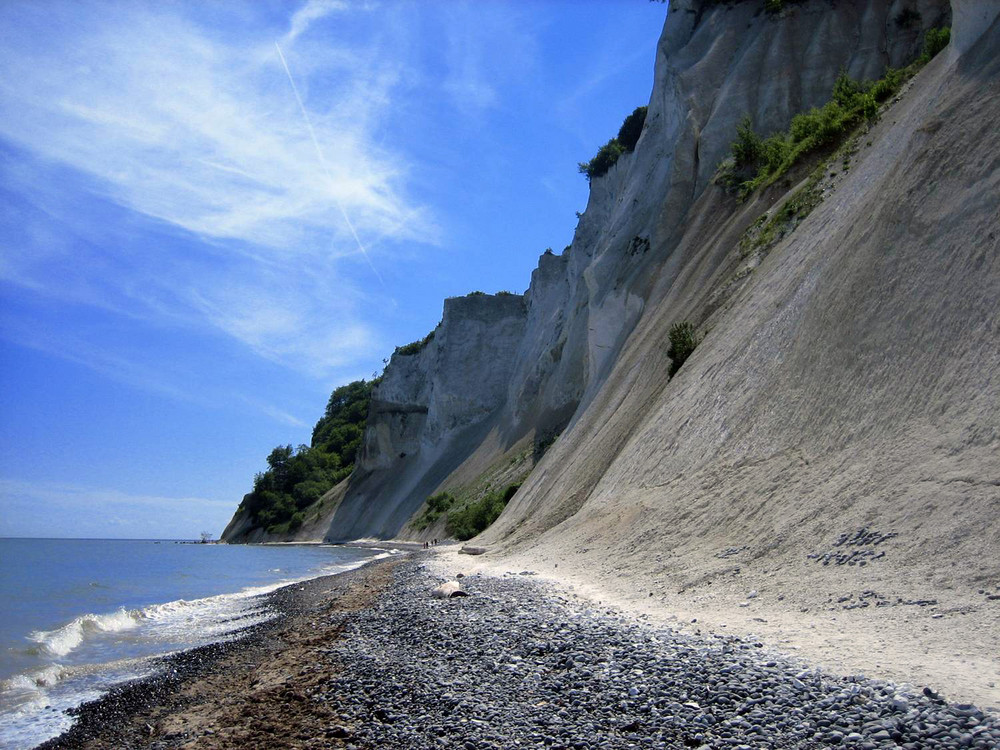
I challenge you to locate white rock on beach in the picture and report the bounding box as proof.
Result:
[431,581,468,599]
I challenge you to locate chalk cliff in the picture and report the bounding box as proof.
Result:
[293,0,957,542]
[222,0,1000,707]
[475,0,1000,708]
[326,292,529,540]
[223,0,996,575]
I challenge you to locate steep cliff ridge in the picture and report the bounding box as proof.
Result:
[316,0,948,541]
[321,292,529,541]
[360,291,529,470]
[478,1,1000,706]
[490,0,996,568]
[219,0,1000,708]
[223,0,965,544]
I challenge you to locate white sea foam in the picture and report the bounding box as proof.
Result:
[1,546,388,749]
[28,608,142,657]
[1,664,67,692]
[26,553,383,661]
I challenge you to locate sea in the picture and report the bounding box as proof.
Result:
[0,538,393,749]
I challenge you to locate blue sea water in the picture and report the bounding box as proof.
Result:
[0,538,391,748]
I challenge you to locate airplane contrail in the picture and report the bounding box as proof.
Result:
[274,41,385,287]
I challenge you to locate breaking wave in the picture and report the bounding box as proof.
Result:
[2,664,69,691]
[24,550,392,660]
[28,609,142,657]
[0,542,389,749]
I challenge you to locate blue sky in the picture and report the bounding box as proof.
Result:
[0,0,666,539]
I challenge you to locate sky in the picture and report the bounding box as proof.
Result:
[0,0,667,539]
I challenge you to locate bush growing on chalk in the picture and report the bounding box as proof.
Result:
[413,492,455,531]
[237,379,377,535]
[445,483,522,541]
[395,328,436,356]
[717,31,948,199]
[578,106,647,182]
[920,27,950,63]
[667,322,701,378]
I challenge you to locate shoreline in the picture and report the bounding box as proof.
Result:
[36,556,402,749]
[33,552,1000,749]
[235,539,429,553]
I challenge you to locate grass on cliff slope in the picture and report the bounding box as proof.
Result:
[412,492,455,531]
[718,27,950,199]
[445,482,522,541]
[736,136,858,261]
[411,443,539,538]
[236,379,377,535]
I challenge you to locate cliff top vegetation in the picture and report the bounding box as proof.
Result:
[578,106,648,182]
[235,379,376,534]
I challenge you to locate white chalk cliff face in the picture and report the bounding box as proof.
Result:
[319,0,958,542]
[486,0,1000,621]
[325,293,528,540]
[360,293,528,468]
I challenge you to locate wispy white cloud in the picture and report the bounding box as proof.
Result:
[435,2,538,116]
[283,0,348,47]
[0,479,236,539]
[0,5,430,252]
[0,0,432,378]
[234,396,309,429]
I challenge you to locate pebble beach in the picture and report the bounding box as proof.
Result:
[37,554,1000,749]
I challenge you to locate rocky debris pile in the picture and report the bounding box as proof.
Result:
[714,546,748,560]
[832,591,939,611]
[808,528,898,567]
[320,561,999,749]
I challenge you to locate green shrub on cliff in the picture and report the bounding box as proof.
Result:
[413,492,455,531]
[395,328,436,357]
[719,69,903,197]
[238,378,377,534]
[617,106,648,151]
[920,26,950,62]
[719,29,948,199]
[731,117,765,169]
[579,106,648,182]
[667,321,701,378]
[445,482,521,541]
[579,139,625,181]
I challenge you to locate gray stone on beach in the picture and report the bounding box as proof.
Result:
[314,561,1000,750]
